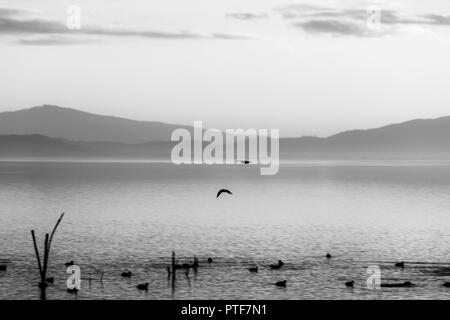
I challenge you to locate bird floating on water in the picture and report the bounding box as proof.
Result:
[394,261,405,268]
[442,282,450,287]
[217,189,232,198]
[65,260,74,267]
[270,260,284,269]
[275,280,287,287]
[121,271,132,277]
[345,281,354,287]
[249,267,258,273]
[326,253,332,259]
[207,258,213,263]
[67,287,78,294]
[0,265,6,271]
[137,283,149,291]
[45,277,54,284]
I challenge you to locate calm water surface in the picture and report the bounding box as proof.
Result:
[1,161,450,300]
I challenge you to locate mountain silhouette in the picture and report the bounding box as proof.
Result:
[281,116,450,159]
[1,106,450,160]
[0,105,193,144]
[0,134,173,160]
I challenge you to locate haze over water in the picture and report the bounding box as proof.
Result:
[1,161,450,300]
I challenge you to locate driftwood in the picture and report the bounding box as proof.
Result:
[30,212,65,293]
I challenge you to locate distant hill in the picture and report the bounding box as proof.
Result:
[281,116,450,159]
[0,134,99,159]
[0,105,193,144]
[0,106,450,160]
[0,134,173,160]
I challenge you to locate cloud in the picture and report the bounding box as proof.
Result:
[0,8,27,17]
[18,36,98,45]
[0,8,252,44]
[409,14,450,26]
[296,20,369,37]
[0,16,65,35]
[225,13,268,20]
[276,3,450,37]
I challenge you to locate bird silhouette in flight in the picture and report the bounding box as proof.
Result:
[217,189,232,198]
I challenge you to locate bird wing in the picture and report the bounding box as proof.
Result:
[217,189,232,198]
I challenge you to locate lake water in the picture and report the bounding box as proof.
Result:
[1,161,450,300]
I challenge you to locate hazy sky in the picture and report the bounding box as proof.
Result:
[1,0,450,137]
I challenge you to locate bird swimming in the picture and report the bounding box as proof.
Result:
[326,253,332,259]
[137,283,149,291]
[0,265,6,271]
[442,282,450,287]
[67,288,78,294]
[270,260,284,269]
[249,267,258,273]
[345,281,354,287]
[207,258,213,263]
[65,260,74,267]
[121,271,132,277]
[394,261,405,268]
[275,280,287,287]
[217,189,232,198]
[45,277,54,284]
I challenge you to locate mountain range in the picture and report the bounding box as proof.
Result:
[0,105,449,160]
[0,105,192,144]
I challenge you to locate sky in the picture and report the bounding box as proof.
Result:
[0,0,450,137]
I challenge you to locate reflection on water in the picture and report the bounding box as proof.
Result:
[1,161,450,299]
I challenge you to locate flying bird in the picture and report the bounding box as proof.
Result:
[217,189,232,198]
